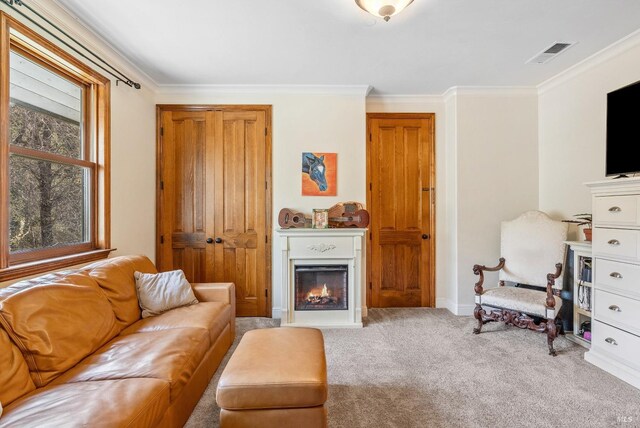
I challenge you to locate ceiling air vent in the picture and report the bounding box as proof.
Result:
[527,42,575,64]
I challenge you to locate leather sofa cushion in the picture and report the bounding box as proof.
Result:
[53,328,209,401]
[217,328,328,410]
[0,328,35,407]
[121,302,231,346]
[82,255,157,331]
[0,273,119,387]
[0,378,169,428]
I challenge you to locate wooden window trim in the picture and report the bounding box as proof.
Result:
[0,12,112,281]
[9,145,96,168]
[0,249,114,282]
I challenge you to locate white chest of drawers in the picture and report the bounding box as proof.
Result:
[585,178,640,390]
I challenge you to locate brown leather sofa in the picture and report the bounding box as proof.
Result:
[0,255,235,427]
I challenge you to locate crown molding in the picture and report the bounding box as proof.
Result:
[4,0,160,91]
[155,84,373,96]
[446,86,538,98]
[368,86,537,105]
[538,29,640,95]
[366,94,444,105]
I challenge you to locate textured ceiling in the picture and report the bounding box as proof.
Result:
[55,0,640,94]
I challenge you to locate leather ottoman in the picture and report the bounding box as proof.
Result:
[216,327,328,428]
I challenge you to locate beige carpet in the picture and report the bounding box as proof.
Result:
[185,308,640,428]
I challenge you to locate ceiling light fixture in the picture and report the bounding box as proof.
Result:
[355,0,414,22]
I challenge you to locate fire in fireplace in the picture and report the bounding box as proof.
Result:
[294,265,348,311]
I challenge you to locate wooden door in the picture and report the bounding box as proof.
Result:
[367,113,435,308]
[157,106,271,317]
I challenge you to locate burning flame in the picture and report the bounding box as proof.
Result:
[321,284,329,297]
[307,284,330,299]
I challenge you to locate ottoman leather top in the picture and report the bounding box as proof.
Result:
[216,327,327,410]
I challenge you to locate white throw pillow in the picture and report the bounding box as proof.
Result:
[134,270,199,318]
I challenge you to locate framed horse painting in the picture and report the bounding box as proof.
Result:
[302,152,337,196]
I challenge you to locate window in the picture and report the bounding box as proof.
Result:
[0,13,112,280]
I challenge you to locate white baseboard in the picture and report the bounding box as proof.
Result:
[271,307,282,319]
[436,297,451,311]
[455,304,475,316]
[435,298,474,316]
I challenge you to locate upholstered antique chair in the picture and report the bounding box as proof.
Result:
[472,211,568,356]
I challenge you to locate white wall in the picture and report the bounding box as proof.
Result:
[155,89,367,316]
[109,84,157,258]
[444,93,459,313]
[539,32,640,233]
[452,89,540,314]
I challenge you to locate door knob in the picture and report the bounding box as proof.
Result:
[206,238,214,244]
[215,237,223,244]
[422,234,429,240]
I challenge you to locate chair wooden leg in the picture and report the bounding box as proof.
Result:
[547,319,557,356]
[473,305,483,334]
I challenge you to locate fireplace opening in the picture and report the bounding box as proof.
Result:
[295,265,348,311]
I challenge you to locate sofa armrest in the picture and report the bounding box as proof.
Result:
[192,282,235,304]
[192,283,236,339]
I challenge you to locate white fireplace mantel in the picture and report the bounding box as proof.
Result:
[276,228,366,328]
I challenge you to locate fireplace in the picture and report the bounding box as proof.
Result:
[277,228,365,328]
[295,265,348,311]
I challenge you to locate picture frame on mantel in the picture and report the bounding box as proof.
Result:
[312,209,329,229]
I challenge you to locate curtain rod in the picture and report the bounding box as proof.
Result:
[1,0,141,89]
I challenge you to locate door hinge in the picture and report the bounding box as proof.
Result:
[160,181,164,190]
[265,289,268,297]
[369,232,372,240]
[160,235,164,244]
[369,182,372,191]
[265,235,268,244]
[265,181,268,190]
[265,128,267,136]
[369,132,372,141]
[160,127,164,137]
[369,282,372,290]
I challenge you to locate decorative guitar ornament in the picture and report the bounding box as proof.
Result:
[329,209,370,228]
[278,208,308,228]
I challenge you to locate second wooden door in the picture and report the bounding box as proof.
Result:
[367,113,435,308]
[157,106,271,317]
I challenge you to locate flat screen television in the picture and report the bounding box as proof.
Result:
[606,80,640,177]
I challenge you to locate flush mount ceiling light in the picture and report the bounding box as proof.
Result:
[355,0,414,22]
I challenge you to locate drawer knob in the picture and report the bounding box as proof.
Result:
[608,305,622,312]
[608,206,622,213]
[605,337,618,346]
[607,239,621,246]
[609,272,623,279]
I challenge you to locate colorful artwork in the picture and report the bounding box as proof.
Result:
[302,152,337,196]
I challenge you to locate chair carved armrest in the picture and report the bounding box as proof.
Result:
[545,263,563,308]
[473,258,505,295]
